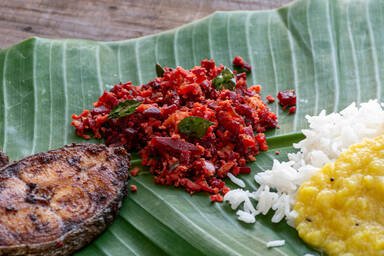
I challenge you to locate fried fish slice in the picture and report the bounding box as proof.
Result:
[0,151,9,168]
[0,143,130,256]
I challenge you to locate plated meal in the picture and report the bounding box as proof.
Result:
[2,0,384,254]
[1,51,383,255]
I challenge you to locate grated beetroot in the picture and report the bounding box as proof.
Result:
[288,106,296,114]
[130,167,140,177]
[71,58,277,201]
[266,95,275,103]
[277,89,296,108]
[232,56,252,73]
[130,185,137,193]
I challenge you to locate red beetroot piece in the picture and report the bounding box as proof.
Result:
[232,56,252,73]
[288,106,296,114]
[130,185,137,193]
[277,89,296,107]
[266,95,275,103]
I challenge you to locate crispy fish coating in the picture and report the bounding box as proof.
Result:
[0,143,130,256]
[0,151,8,168]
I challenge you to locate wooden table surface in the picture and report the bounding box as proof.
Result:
[0,0,292,48]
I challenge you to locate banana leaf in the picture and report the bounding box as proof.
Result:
[1,0,382,254]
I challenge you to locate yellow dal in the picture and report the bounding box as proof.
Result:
[294,135,384,256]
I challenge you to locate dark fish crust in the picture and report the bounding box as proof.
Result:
[0,143,130,256]
[0,151,9,169]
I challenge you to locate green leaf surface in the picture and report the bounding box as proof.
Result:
[0,0,382,254]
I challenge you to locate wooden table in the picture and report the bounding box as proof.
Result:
[0,0,292,48]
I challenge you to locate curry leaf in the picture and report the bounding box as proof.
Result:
[212,67,236,90]
[178,116,213,139]
[108,100,141,119]
[156,63,165,77]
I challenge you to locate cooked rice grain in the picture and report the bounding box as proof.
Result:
[266,240,285,248]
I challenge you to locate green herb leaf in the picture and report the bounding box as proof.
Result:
[212,67,236,90]
[178,116,214,139]
[108,99,141,119]
[156,63,165,77]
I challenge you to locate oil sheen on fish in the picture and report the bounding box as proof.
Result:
[0,143,130,255]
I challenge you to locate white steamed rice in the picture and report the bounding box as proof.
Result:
[224,100,384,225]
[227,172,246,188]
[266,240,285,248]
